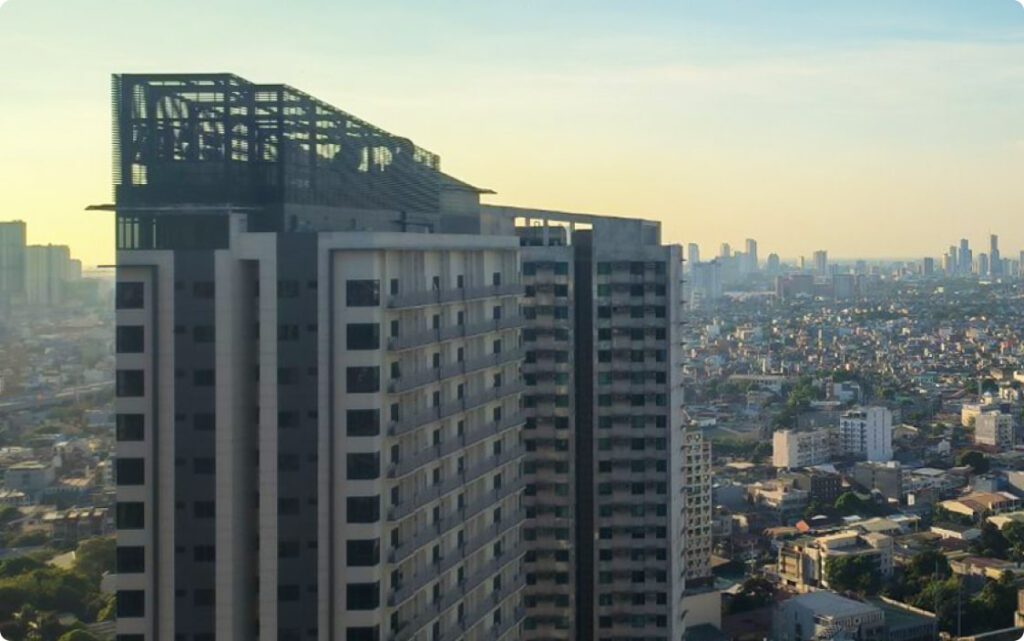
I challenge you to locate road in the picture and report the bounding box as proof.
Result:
[0,381,113,413]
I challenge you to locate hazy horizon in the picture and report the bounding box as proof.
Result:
[1,0,1022,267]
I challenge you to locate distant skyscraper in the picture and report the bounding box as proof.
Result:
[766,253,781,274]
[959,239,972,274]
[978,253,990,277]
[922,257,935,276]
[990,234,1001,276]
[25,244,71,306]
[687,243,700,272]
[744,238,758,273]
[0,220,26,303]
[813,250,828,278]
[719,242,731,259]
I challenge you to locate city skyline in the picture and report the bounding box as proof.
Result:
[1,0,1023,266]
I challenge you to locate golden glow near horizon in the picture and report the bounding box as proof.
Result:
[1,0,1022,267]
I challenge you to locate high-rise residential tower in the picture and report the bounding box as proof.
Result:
[812,250,828,278]
[0,220,27,304]
[488,207,689,640]
[112,74,692,641]
[744,239,758,274]
[990,234,1001,277]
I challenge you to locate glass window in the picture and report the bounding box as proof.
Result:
[116,326,145,353]
[193,325,215,342]
[117,546,145,573]
[117,590,145,618]
[346,367,380,393]
[116,502,144,529]
[193,501,215,519]
[347,323,380,350]
[347,627,381,641]
[347,539,380,567]
[193,369,214,386]
[346,582,380,610]
[116,458,145,485]
[116,414,144,441]
[347,496,380,523]
[194,413,215,431]
[346,280,380,307]
[347,453,380,480]
[116,370,145,397]
[346,409,380,437]
[115,282,145,309]
[193,282,215,298]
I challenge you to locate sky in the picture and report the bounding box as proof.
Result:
[0,0,1022,267]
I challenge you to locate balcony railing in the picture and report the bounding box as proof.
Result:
[388,284,524,309]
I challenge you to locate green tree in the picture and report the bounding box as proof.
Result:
[967,572,1017,633]
[971,522,1010,559]
[910,576,962,633]
[834,492,873,516]
[825,555,881,594]
[73,537,114,587]
[957,450,990,475]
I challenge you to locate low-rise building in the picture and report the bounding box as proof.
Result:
[939,492,1023,520]
[778,530,894,593]
[839,406,893,462]
[3,460,55,495]
[788,469,842,505]
[748,479,810,523]
[853,461,903,501]
[773,592,886,641]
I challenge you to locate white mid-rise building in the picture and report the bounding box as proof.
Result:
[975,411,1016,450]
[772,429,833,469]
[839,406,893,462]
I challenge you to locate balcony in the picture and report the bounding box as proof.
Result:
[388,284,524,310]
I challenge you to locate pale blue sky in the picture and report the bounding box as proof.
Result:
[0,0,1022,265]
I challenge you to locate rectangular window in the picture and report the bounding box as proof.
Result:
[117,546,145,573]
[346,367,380,393]
[116,326,145,353]
[117,590,145,617]
[346,582,380,610]
[115,282,145,309]
[194,589,214,607]
[116,370,145,397]
[193,325,215,343]
[347,627,381,641]
[116,458,145,485]
[193,458,215,474]
[347,496,380,523]
[346,323,381,350]
[347,453,380,480]
[194,545,215,562]
[116,414,144,441]
[346,409,380,437]
[346,280,380,307]
[347,539,380,567]
[116,502,144,529]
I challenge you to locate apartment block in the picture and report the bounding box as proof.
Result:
[974,411,1015,449]
[772,429,833,469]
[838,406,893,462]
[112,73,690,641]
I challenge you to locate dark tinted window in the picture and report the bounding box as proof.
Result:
[193,325,215,342]
[346,409,380,437]
[193,369,215,386]
[116,458,145,485]
[346,582,380,610]
[193,501,215,519]
[347,453,380,480]
[116,502,144,529]
[117,590,145,617]
[116,370,145,397]
[346,627,380,641]
[346,280,380,307]
[347,539,380,567]
[346,367,379,393]
[346,323,380,350]
[193,281,215,298]
[117,546,145,573]
[194,589,214,606]
[117,326,145,353]
[347,496,380,523]
[116,414,144,441]
[193,458,215,474]
[116,282,144,309]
